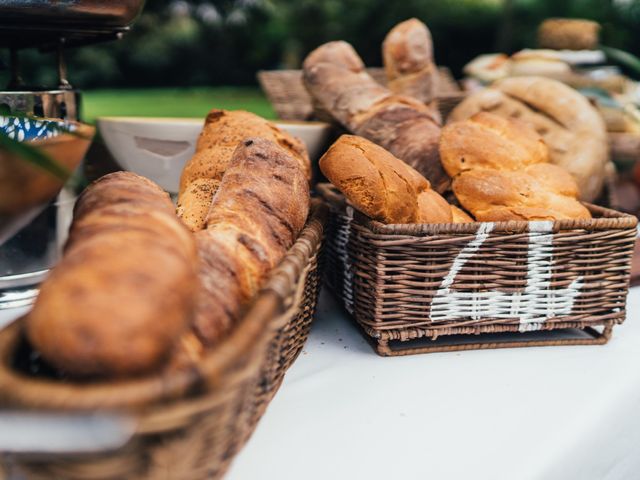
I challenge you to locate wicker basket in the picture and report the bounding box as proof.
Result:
[317,183,637,356]
[0,200,328,479]
[257,67,466,122]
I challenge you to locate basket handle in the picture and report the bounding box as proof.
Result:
[0,412,137,454]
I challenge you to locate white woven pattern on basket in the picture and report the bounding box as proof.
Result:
[340,207,355,314]
[430,221,583,330]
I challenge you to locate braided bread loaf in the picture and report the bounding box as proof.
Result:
[441,112,591,221]
[448,76,608,202]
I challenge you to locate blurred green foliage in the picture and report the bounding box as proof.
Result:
[82,86,274,123]
[2,0,640,89]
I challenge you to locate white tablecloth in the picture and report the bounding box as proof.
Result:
[2,289,640,480]
[226,288,640,480]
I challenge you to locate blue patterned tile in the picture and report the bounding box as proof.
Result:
[0,116,77,142]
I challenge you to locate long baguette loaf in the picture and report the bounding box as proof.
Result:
[192,137,310,346]
[383,18,439,106]
[26,172,198,377]
[177,109,311,232]
[302,41,448,193]
[320,134,469,224]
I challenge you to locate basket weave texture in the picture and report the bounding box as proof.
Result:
[0,201,328,479]
[317,183,637,356]
[257,67,465,122]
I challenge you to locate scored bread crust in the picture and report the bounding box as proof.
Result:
[453,163,591,221]
[319,134,453,224]
[383,18,439,105]
[192,137,310,346]
[177,109,311,232]
[448,76,608,202]
[440,111,549,177]
[303,41,448,193]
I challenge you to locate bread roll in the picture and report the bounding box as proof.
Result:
[448,76,608,201]
[193,137,310,345]
[26,172,198,377]
[463,53,510,84]
[442,112,591,221]
[451,205,473,223]
[303,41,448,193]
[319,134,453,224]
[537,18,600,51]
[453,164,591,221]
[383,18,439,106]
[509,49,571,77]
[440,112,548,177]
[177,109,311,232]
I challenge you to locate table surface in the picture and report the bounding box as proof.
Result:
[2,289,640,480]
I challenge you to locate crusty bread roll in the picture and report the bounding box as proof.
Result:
[537,18,600,51]
[26,172,198,377]
[383,18,439,106]
[319,134,456,224]
[193,137,310,345]
[441,112,592,221]
[448,76,609,202]
[451,205,473,223]
[177,109,311,232]
[303,41,448,193]
[440,112,549,177]
[453,164,591,221]
[509,49,571,77]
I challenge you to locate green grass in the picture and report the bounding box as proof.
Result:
[81,86,276,124]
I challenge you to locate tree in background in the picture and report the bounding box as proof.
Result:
[1,0,639,89]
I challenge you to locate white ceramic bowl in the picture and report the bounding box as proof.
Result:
[97,116,333,192]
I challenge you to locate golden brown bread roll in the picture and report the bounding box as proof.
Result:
[442,112,591,221]
[177,109,311,232]
[440,112,549,177]
[303,41,448,193]
[453,164,591,221]
[451,205,474,223]
[192,137,310,345]
[319,134,454,224]
[383,18,439,106]
[26,172,198,377]
[448,76,608,201]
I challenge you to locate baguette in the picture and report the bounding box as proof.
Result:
[383,18,439,106]
[177,109,311,232]
[319,134,455,224]
[192,137,310,345]
[26,172,198,377]
[303,41,448,193]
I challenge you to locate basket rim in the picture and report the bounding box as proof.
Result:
[316,182,638,235]
[0,199,328,412]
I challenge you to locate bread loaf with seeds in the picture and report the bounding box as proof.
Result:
[192,137,310,345]
[177,109,310,232]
